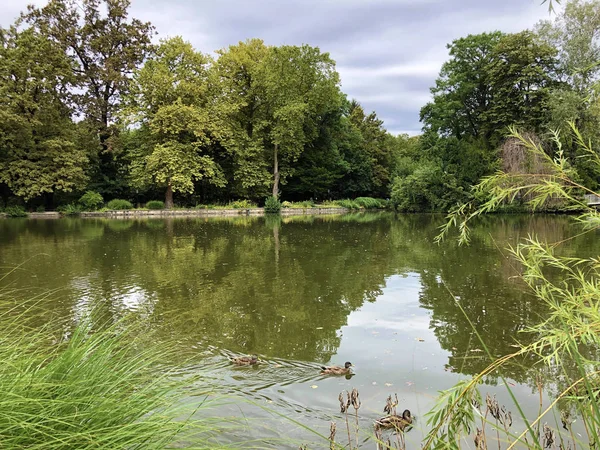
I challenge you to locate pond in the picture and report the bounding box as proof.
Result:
[0,213,595,448]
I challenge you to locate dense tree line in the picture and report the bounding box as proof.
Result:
[392,0,600,211]
[0,0,399,210]
[1,0,599,210]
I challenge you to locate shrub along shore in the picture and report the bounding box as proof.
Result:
[0,197,392,219]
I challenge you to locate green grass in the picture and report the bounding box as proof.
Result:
[0,294,225,449]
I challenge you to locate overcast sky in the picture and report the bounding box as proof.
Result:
[1,0,555,135]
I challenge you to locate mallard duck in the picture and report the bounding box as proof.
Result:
[375,409,413,432]
[320,361,353,375]
[231,355,258,365]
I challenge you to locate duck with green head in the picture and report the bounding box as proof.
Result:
[320,361,353,375]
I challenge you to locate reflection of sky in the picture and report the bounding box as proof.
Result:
[281,271,570,447]
[70,275,155,324]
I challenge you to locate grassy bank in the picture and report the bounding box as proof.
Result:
[0,293,225,449]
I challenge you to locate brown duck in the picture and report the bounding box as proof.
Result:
[375,409,413,432]
[231,355,259,366]
[320,361,353,375]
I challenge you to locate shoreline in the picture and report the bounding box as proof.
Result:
[0,207,353,219]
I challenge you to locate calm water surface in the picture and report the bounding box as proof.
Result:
[0,213,595,448]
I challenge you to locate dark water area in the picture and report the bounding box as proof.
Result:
[0,213,594,448]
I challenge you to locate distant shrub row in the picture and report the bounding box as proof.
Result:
[1,195,389,218]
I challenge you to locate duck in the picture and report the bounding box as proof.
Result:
[231,355,259,365]
[375,409,413,432]
[320,361,353,375]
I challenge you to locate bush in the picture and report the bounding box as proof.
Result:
[336,199,361,210]
[58,203,82,216]
[146,200,165,210]
[228,199,257,209]
[5,206,27,218]
[264,196,281,214]
[354,197,387,209]
[281,200,315,209]
[78,191,104,211]
[106,199,133,210]
[35,205,46,213]
[293,200,315,208]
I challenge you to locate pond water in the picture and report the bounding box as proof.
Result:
[0,213,595,448]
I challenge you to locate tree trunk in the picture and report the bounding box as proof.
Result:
[165,180,174,209]
[272,143,280,198]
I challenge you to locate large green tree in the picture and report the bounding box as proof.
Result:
[213,41,341,199]
[347,101,393,197]
[25,0,154,195]
[485,31,558,137]
[420,32,503,145]
[211,39,272,199]
[536,0,600,93]
[536,0,600,187]
[0,26,87,202]
[259,45,341,198]
[126,37,225,208]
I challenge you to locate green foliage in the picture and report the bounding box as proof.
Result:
[228,199,256,209]
[106,199,133,210]
[35,205,45,213]
[25,0,154,196]
[354,197,387,209]
[0,26,88,200]
[146,200,165,210]
[4,206,27,218]
[264,196,281,214]
[58,203,83,216]
[391,162,469,212]
[79,191,104,211]
[434,124,600,449]
[421,31,558,147]
[126,38,225,207]
[0,297,215,449]
[336,199,361,210]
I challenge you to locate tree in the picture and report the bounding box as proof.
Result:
[536,0,600,93]
[536,0,600,187]
[347,100,393,197]
[0,26,87,202]
[258,45,341,198]
[25,0,154,195]
[213,42,341,199]
[420,32,504,145]
[126,37,225,208]
[284,106,348,200]
[485,31,558,137]
[211,39,272,199]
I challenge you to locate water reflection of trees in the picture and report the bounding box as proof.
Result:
[0,213,594,384]
[405,214,598,388]
[0,216,397,362]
